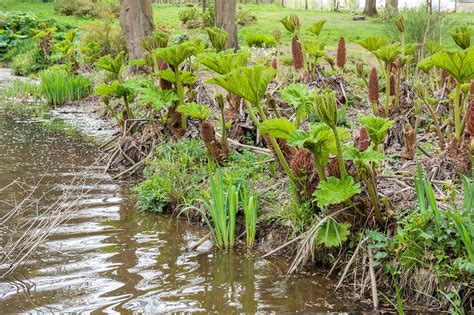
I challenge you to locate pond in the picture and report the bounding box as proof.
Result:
[0,112,367,312]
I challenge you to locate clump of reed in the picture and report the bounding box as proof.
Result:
[40,69,92,106]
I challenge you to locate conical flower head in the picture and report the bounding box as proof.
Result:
[356,127,370,151]
[157,59,172,90]
[390,73,396,96]
[336,37,346,69]
[292,36,304,71]
[290,148,314,178]
[271,56,278,70]
[368,67,379,103]
[314,89,338,128]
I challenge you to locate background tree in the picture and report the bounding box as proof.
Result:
[387,0,398,13]
[363,0,377,16]
[120,0,154,60]
[215,0,238,50]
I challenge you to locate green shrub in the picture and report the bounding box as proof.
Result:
[202,4,215,27]
[40,69,92,106]
[11,53,34,76]
[55,0,119,18]
[178,7,202,29]
[237,7,257,26]
[245,33,277,48]
[79,19,126,63]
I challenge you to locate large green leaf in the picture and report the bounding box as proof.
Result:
[344,146,385,168]
[139,87,177,111]
[303,40,327,59]
[259,118,296,139]
[315,220,351,248]
[280,83,314,120]
[308,20,326,36]
[207,65,277,106]
[358,36,389,52]
[95,80,127,98]
[154,69,197,85]
[360,116,394,146]
[314,176,361,208]
[374,43,401,63]
[177,102,210,120]
[206,27,228,52]
[196,50,249,75]
[94,51,126,76]
[422,50,474,83]
[288,124,350,166]
[153,41,195,68]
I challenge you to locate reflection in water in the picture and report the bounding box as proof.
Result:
[0,114,367,312]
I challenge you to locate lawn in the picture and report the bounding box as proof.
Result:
[0,0,91,27]
[1,1,473,53]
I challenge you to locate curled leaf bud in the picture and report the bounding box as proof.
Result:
[368,67,379,103]
[272,29,281,43]
[356,62,365,77]
[336,37,346,69]
[291,15,301,32]
[396,15,405,33]
[315,89,338,128]
[215,93,225,110]
[413,80,427,100]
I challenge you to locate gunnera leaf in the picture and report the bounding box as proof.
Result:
[314,176,361,208]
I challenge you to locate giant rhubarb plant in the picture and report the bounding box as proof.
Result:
[419,51,474,143]
[154,41,199,129]
[95,52,136,124]
[196,50,249,110]
[314,89,348,177]
[208,65,291,175]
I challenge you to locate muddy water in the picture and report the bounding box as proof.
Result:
[0,113,367,313]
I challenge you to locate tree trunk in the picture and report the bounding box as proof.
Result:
[363,0,377,16]
[427,0,433,14]
[120,0,154,60]
[387,0,398,12]
[215,0,238,50]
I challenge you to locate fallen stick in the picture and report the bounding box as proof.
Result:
[221,136,273,155]
[188,232,212,251]
[335,237,368,290]
[368,247,379,311]
[379,174,452,185]
[260,233,305,259]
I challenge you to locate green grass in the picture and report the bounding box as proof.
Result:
[3,1,473,53]
[0,0,92,26]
